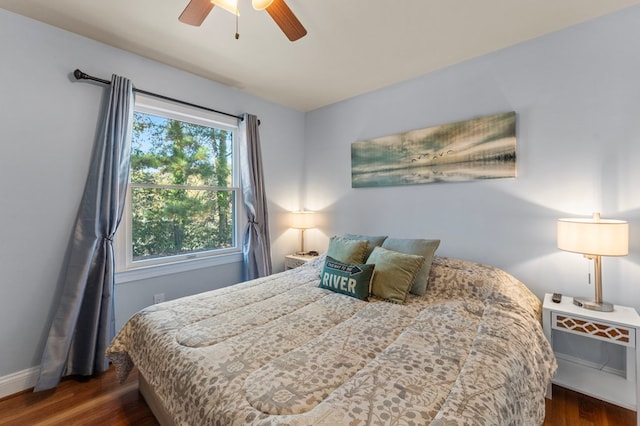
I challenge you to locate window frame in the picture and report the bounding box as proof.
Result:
[115,94,244,283]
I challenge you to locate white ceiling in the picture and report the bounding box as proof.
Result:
[2,0,640,111]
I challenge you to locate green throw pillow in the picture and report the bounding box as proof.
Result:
[326,236,369,264]
[381,238,440,296]
[343,234,388,259]
[368,246,424,304]
[319,256,374,301]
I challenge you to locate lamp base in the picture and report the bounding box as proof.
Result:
[572,297,614,312]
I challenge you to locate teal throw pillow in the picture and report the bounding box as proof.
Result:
[381,238,440,296]
[326,236,369,264]
[367,246,424,304]
[343,234,388,259]
[319,256,374,301]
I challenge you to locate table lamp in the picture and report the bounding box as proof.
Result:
[557,212,628,312]
[290,210,316,255]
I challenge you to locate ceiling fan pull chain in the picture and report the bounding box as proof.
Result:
[235,4,240,39]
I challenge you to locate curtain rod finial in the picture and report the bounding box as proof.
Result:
[73,69,85,80]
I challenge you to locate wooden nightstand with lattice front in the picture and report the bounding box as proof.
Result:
[543,293,640,425]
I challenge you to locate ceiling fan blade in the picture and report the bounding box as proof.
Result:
[265,0,307,41]
[179,0,215,26]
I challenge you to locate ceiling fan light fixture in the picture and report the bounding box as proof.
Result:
[179,0,305,41]
[211,0,240,15]
[252,0,274,11]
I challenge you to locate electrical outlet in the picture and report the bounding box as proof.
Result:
[153,293,165,304]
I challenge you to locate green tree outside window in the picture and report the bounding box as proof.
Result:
[130,112,234,261]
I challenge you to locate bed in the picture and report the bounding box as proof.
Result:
[107,252,556,425]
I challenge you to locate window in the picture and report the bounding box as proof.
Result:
[115,95,242,280]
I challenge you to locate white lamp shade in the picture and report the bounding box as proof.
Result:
[290,211,316,229]
[252,0,274,10]
[212,0,239,15]
[557,215,628,256]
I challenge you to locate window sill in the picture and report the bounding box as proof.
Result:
[115,252,243,284]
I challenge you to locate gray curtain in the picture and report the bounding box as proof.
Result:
[239,113,272,280]
[35,75,133,391]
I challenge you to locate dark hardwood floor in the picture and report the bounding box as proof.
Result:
[0,368,158,426]
[0,366,635,425]
[543,386,636,426]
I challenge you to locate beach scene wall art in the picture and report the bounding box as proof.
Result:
[351,112,516,188]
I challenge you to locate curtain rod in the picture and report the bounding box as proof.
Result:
[73,69,244,121]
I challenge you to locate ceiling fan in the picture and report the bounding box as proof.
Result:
[179,0,307,41]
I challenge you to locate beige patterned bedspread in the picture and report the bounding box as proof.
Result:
[107,256,556,425]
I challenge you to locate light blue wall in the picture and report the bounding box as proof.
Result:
[0,9,305,378]
[303,6,640,310]
[302,6,640,369]
[2,4,640,385]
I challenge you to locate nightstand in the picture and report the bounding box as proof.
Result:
[284,254,316,270]
[543,293,640,424]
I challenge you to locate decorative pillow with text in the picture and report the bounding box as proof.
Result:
[319,256,374,301]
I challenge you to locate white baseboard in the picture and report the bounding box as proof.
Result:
[0,366,39,399]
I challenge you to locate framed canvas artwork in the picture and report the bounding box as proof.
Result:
[351,112,516,188]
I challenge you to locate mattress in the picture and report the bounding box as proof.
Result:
[107,255,556,425]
